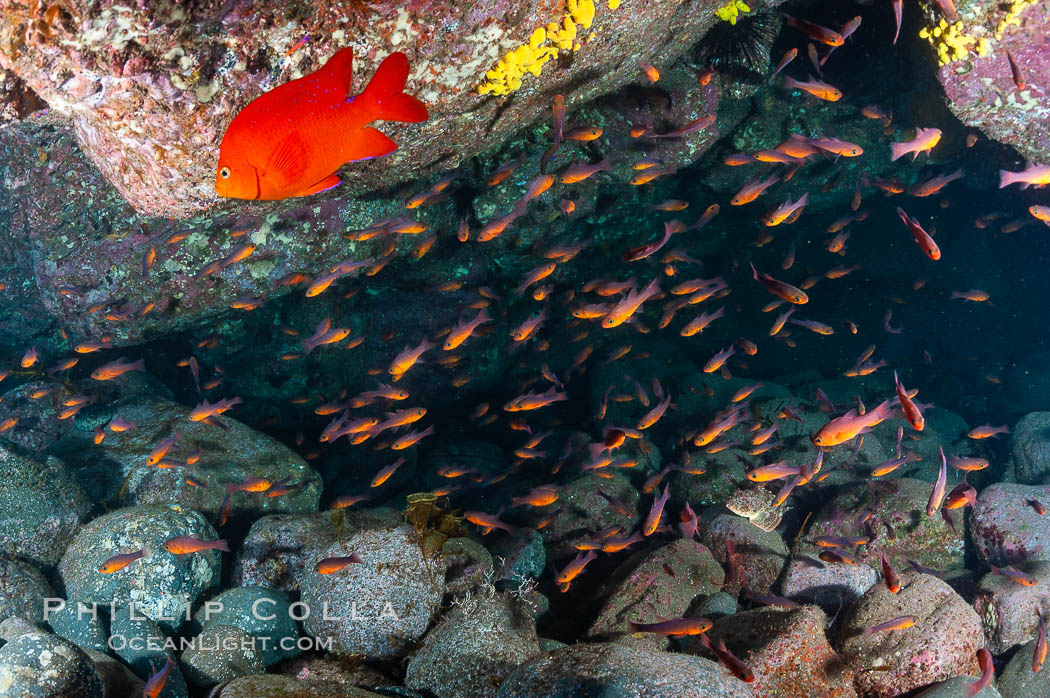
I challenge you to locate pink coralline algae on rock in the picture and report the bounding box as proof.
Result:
[935,0,1050,165]
[0,0,775,218]
[699,606,858,698]
[838,573,983,697]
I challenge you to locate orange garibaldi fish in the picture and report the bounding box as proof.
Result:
[216,49,428,200]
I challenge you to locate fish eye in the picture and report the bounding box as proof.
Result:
[220,167,231,179]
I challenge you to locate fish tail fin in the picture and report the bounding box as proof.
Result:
[627,621,641,633]
[359,52,429,124]
[889,142,907,162]
[215,539,231,553]
[133,359,146,372]
[998,170,1014,188]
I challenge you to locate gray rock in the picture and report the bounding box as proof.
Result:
[405,594,540,698]
[179,624,264,689]
[497,643,755,697]
[700,511,790,595]
[973,561,1050,653]
[0,558,55,624]
[0,444,90,570]
[192,586,300,666]
[585,540,724,652]
[45,599,108,652]
[215,674,385,696]
[275,655,394,690]
[109,605,171,679]
[233,509,398,592]
[491,528,546,591]
[0,616,40,642]
[692,591,738,619]
[1015,412,1050,484]
[999,638,1050,698]
[57,504,221,633]
[81,649,144,698]
[0,631,104,697]
[49,395,322,520]
[301,524,445,660]
[780,554,878,612]
[533,472,640,558]
[442,536,495,599]
[915,675,1000,697]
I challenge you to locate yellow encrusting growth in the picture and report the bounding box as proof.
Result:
[995,0,1039,39]
[477,0,608,96]
[715,0,751,25]
[919,0,1037,67]
[919,19,992,66]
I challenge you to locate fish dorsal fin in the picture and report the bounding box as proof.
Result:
[348,127,397,162]
[321,47,355,97]
[265,131,309,184]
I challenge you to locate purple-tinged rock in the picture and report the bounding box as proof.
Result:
[839,573,983,697]
[780,553,877,610]
[688,606,858,698]
[971,482,1050,565]
[936,1,1050,166]
[798,478,965,572]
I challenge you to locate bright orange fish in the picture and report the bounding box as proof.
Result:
[216,49,428,200]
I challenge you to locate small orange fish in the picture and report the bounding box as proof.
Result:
[864,615,917,634]
[951,289,989,302]
[968,424,1009,439]
[628,617,712,636]
[639,61,660,82]
[783,14,844,46]
[162,536,230,554]
[1006,49,1026,90]
[555,550,597,592]
[731,175,780,206]
[890,128,942,162]
[315,554,363,574]
[783,76,842,101]
[99,549,147,573]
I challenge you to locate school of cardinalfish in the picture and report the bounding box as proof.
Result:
[14,4,1050,693]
